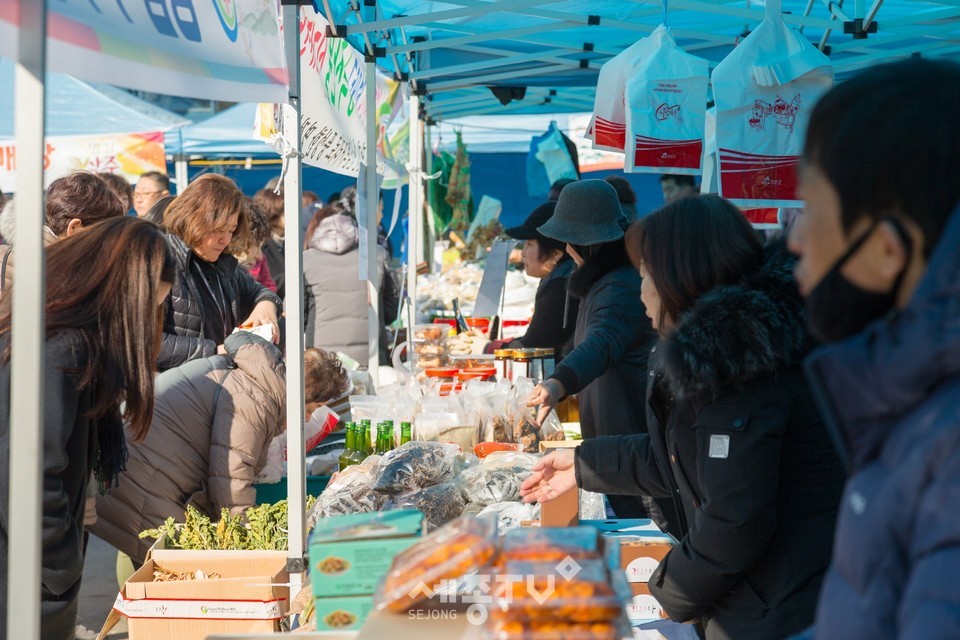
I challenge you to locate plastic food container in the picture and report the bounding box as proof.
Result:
[498,526,603,565]
[483,618,628,640]
[374,515,499,612]
[425,367,460,381]
[412,324,445,341]
[466,317,491,335]
[491,559,628,623]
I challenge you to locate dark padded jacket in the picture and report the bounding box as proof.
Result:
[793,204,960,640]
[159,234,282,372]
[577,242,845,640]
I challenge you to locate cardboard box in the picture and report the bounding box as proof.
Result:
[313,595,375,631]
[102,550,289,640]
[540,488,579,527]
[538,439,580,453]
[617,535,674,583]
[309,510,424,598]
[627,583,669,624]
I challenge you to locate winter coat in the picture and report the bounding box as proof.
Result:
[509,257,579,359]
[303,213,392,365]
[262,236,285,300]
[549,250,658,518]
[576,242,845,640]
[159,233,282,372]
[91,332,286,563]
[0,330,103,640]
[793,204,960,640]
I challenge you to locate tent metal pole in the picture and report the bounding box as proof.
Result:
[424,124,437,270]
[175,155,190,194]
[407,94,422,318]
[8,1,47,638]
[346,0,563,34]
[365,61,381,385]
[282,0,307,589]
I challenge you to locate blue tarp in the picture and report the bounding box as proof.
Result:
[0,58,187,138]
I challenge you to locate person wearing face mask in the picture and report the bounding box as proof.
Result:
[526,180,664,522]
[787,59,960,640]
[159,175,283,372]
[490,202,580,359]
[523,196,844,639]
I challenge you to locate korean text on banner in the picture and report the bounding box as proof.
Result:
[0,132,166,193]
[591,35,660,153]
[624,25,709,175]
[711,0,833,207]
[0,0,287,103]
[296,7,404,184]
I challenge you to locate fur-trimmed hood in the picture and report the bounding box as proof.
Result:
[660,240,812,401]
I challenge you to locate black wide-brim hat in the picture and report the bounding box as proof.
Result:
[537,179,626,246]
[505,201,557,242]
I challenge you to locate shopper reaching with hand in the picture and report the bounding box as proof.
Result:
[159,175,283,372]
[526,179,661,522]
[0,217,175,640]
[523,195,845,640]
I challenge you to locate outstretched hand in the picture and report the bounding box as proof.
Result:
[520,449,577,504]
[527,378,565,427]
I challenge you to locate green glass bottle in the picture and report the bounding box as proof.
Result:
[400,422,412,446]
[362,422,374,456]
[374,424,389,455]
[350,423,370,464]
[338,423,356,472]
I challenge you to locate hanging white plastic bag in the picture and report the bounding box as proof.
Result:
[711,0,832,207]
[591,36,660,153]
[535,123,579,184]
[624,25,709,175]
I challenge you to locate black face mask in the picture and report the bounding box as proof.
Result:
[805,218,913,343]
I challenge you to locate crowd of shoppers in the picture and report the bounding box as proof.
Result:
[2,56,960,640]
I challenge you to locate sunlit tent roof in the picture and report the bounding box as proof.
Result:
[0,58,188,138]
[314,0,960,121]
[166,103,278,158]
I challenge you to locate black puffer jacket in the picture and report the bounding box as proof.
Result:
[576,242,845,640]
[159,234,282,372]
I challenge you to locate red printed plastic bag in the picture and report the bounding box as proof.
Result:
[712,0,832,207]
[624,25,709,174]
[591,36,659,152]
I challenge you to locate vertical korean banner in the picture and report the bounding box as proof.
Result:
[0,132,166,193]
[295,7,404,184]
[0,0,287,102]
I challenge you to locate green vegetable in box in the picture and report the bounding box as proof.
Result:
[139,497,316,551]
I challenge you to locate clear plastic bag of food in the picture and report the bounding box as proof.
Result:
[492,559,629,623]
[478,391,512,443]
[372,441,461,494]
[374,514,499,612]
[383,482,466,531]
[580,490,607,521]
[460,452,539,506]
[508,378,542,453]
[349,395,390,425]
[477,502,540,534]
[306,455,384,530]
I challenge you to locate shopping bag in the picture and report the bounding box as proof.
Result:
[624,25,709,175]
[591,35,659,152]
[711,0,832,207]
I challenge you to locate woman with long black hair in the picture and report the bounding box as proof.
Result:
[0,216,175,640]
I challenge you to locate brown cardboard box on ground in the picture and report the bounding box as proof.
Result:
[98,550,289,640]
[538,440,580,453]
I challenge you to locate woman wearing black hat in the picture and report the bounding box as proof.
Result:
[528,180,665,522]
[496,202,580,358]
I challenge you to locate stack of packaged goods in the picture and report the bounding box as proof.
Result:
[411,324,446,373]
[308,510,425,631]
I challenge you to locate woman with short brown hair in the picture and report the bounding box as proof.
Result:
[159,174,282,371]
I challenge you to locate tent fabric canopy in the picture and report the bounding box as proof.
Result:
[313,0,960,121]
[0,59,189,138]
[166,103,279,158]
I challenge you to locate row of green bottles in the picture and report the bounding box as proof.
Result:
[338,420,415,471]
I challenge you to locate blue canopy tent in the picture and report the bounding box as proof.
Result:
[165,103,277,159]
[0,58,188,140]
